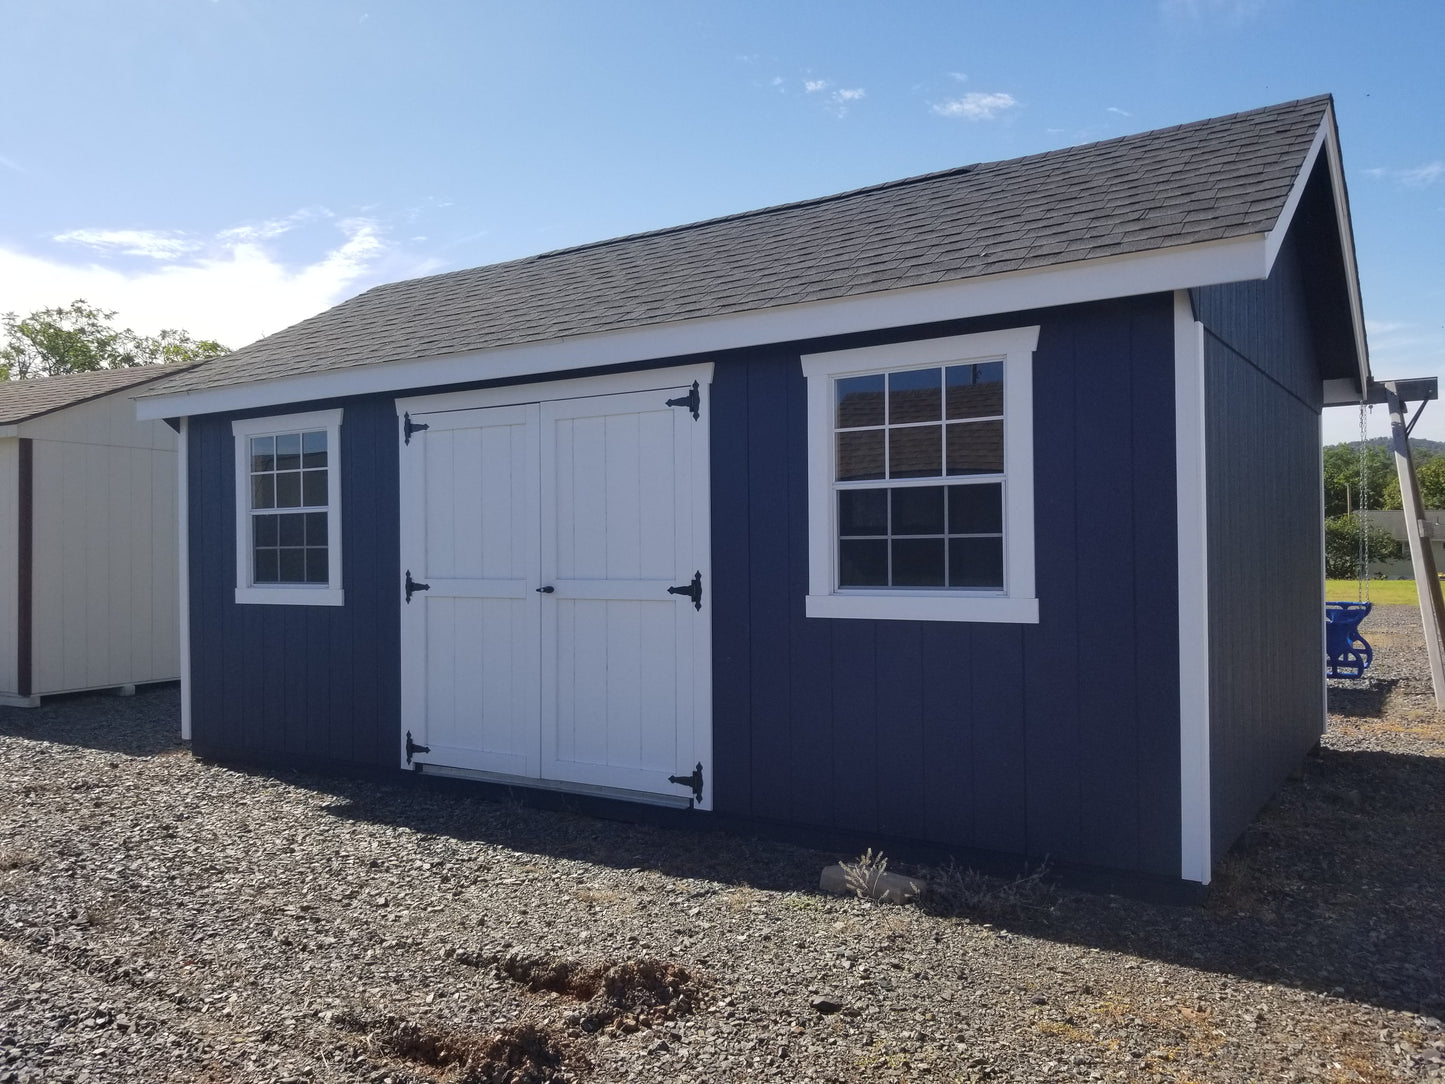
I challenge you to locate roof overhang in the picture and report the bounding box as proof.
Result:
[137,233,1282,421]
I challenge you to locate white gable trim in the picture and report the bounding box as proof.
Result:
[137,234,1271,421]
[1262,106,1369,392]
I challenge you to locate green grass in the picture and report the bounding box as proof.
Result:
[1325,578,1444,605]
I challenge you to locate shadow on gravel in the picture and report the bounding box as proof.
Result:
[1327,679,1397,717]
[0,683,183,757]
[980,745,1445,1019]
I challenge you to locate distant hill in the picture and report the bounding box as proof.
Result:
[1326,436,1445,457]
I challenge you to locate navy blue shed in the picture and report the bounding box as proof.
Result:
[137,96,1368,892]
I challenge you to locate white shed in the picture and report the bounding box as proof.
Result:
[0,367,182,706]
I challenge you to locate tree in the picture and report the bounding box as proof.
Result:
[1322,442,1395,516]
[1324,513,1399,579]
[0,299,227,380]
[1380,451,1445,511]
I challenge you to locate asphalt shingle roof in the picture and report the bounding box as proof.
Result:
[149,95,1332,399]
[0,366,185,425]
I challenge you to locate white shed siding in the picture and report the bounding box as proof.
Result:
[0,438,17,694]
[20,392,179,696]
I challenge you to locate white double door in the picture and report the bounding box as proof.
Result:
[398,367,712,808]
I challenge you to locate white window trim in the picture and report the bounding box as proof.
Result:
[232,409,344,606]
[801,327,1039,623]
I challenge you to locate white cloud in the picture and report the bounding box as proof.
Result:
[0,214,409,349]
[1107,106,1132,117]
[54,228,203,260]
[835,88,865,103]
[931,92,1020,121]
[1366,162,1445,188]
[804,79,829,94]
[949,72,968,82]
[0,153,20,173]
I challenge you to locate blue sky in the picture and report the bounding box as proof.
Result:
[1,0,1441,444]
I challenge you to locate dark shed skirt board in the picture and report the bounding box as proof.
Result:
[142,96,1367,893]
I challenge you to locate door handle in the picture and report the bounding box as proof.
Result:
[536,585,555,593]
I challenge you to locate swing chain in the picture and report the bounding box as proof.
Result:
[1357,401,1371,602]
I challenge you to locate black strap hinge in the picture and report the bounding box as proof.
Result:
[669,762,704,804]
[667,570,703,611]
[405,570,430,604]
[665,381,701,421]
[405,730,430,767]
[403,412,430,444]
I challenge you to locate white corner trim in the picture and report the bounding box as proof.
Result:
[232,408,344,606]
[1174,291,1212,885]
[136,236,1268,422]
[177,417,192,742]
[800,326,1040,624]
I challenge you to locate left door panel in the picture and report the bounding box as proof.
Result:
[399,404,540,775]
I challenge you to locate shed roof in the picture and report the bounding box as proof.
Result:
[141,95,1354,409]
[0,366,184,425]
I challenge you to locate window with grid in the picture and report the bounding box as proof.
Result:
[232,410,343,605]
[802,328,1038,624]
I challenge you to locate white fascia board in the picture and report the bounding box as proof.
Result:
[136,234,1270,421]
[1263,106,1370,392]
[0,426,16,439]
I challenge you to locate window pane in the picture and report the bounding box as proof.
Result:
[277,513,305,547]
[839,488,887,536]
[301,469,327,507]
[250,436,275,473]
[275,472,302,507]
[305,511,328,546]
[837,430,885,481]
[949,538,1004,589]
[891,486,945,535]
[839,539,888,586]
[251,474,276,510]
[254,548,279,583]
[275,433,302,471]
[836,374,884,429]
[948,483,1003,534]
[892,539,946,586]
[889,424,941,478]
[253,514,279,547]
[946,362,1004,419]
[278,549,306,583]
[888,368,942,424]
[301,430,327,468]
[305,548,329,584]
[946,420,1003,475]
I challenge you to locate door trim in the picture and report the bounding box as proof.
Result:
[398,363,715,418]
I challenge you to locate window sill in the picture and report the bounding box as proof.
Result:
[805,592,1038,624]
[235,586,345,607]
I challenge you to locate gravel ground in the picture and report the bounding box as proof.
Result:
[2,603,1443,1083]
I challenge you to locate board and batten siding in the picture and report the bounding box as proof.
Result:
[187,396,400,769]
[0,438,17,694]
[13,393,180,697]
[1192,229,1328,858]
[711,296,1183,879]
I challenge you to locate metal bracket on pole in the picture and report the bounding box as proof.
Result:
[1381,380,1445,709]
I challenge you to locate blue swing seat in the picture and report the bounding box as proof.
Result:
[1325,600,1373,678]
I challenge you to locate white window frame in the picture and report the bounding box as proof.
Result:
[801,327,1039,623]
[232,409,344,606]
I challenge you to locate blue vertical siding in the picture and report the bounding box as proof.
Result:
[188,397,400,769]
[710,296,1183,878]
[186,297,1183,880]
[1193,230,1327,858]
